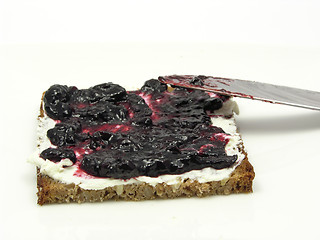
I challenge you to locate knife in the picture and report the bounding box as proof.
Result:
[158,75,320,111]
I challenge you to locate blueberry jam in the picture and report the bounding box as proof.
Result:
[41,79,237,179]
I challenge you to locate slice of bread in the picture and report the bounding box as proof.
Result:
[32,82,255,205]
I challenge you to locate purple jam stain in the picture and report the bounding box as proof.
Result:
[40,79,237,179]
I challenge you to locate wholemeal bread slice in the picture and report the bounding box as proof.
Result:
[30,79,255,205]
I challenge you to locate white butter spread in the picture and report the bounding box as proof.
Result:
[28,99,245,190]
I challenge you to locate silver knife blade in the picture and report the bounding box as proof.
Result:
[158,75,320,111]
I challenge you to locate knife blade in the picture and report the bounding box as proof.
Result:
[158,75,320,111]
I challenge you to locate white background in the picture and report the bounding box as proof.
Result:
[1,1,320,240]
[1,0,320,46]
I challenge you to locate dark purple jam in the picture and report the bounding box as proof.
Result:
[40,79,237,179]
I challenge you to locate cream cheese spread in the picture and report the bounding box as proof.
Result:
[28,98,245,190]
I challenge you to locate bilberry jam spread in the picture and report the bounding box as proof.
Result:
[40,148,77,163]
[41,79,237,179]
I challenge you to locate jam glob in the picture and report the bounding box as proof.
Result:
[40,78,237,179]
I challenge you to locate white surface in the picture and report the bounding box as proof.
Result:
[1,0,320,47]
[1,42,320,240]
